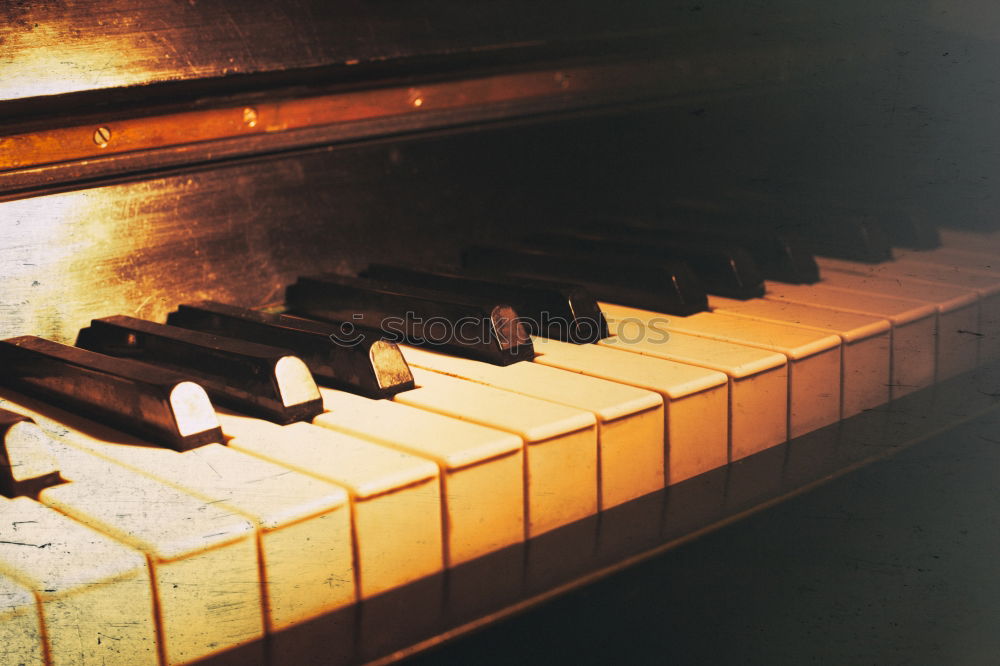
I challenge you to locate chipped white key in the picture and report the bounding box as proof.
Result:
[599,317,787,460]
[604,303,841,439]
[221,415,443,599]
[709,295,891,418]
[531,336,729,485]
[814,267,981,379]
[0,390,354,633]
[400,346,663,510]
[0,496,157,666]
[0,573,43,666]
[763,281,937,397]
[314,388,523,567]
[395,368,598,536]
[37,461,262,665]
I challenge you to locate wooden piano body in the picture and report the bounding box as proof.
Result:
[2,1,1000,663]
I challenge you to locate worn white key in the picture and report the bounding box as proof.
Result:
[709,295,891,418]
[0,390,354,633]
[39,468,262,665]
[763,281,937,397]
[221,415,443,599]
[598,317,787,460]
[604,303,841,439]
[894,246,1000,274]
[0,572,43,665]
[400,346,663,510]
[869,254,1000,362]
[814,266,981,379]
[315,388,524,566]
[396,368,598,536]
[531,336,729,485]
[0,496,157,666]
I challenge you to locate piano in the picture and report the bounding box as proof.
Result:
[2,1,1000,664]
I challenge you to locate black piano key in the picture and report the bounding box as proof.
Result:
[360,263,609,343]
[678,199,894,264]
[861,208,940,250]
[781,214,893,263]
[461,245,709,315]
[167,301,415,399]
[598,216,821,284]
[285,274,534,366]
[0,408,63,498]
[77,315,323,425]
[525,231,765,299]
[0,336,223,452]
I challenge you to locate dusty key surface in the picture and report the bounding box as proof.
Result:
[0,495,159,666]
[531,336,729,485]
[709,296,891,418]
[396,368,599,536]
[222,415,443,599]
[0,573,43,666]
[763,281,937,397]
[400,345,664,510]
[316,388,524,566]
[599,316,788,460]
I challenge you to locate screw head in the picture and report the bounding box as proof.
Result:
[242,107,258,128]
[93,126,111,147]
[407,89,424,108]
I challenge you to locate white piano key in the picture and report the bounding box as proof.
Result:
[894,246,999,275]
[763,281,937,397]
[859,254,1000,362]
[0,389,355,634]
[0,573,43,666]
[314,388,524,567]
[0,393,265,665]
[0,496,157,666]
[396,368,599,537]
[598,319,787,460]
[814,266,981,379]
[220,415,443,599]
[604,303,842,439]
[39,466,262,666]
[530,336,729,485]
[399,345,664,510]
[708,295,892,418]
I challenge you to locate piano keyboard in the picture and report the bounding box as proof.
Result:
[0,222,998,665]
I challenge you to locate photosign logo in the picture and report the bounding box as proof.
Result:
[327,313,671,347]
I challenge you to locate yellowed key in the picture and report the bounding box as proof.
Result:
[599,317,787,460]
[531,336,728,485]
[814,266,980,380]
[396,368,598,536]
[400,346,663,510]
[0,390,354,634]
[855,254,1000,362]
[315,388,524,566]
[0,573,44,666]
[221,414,443,599]
[709,295,891,418]
[0,496,156,666]
[764,281,937,397]
[604,303,841,439]
[32,452,262,665]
